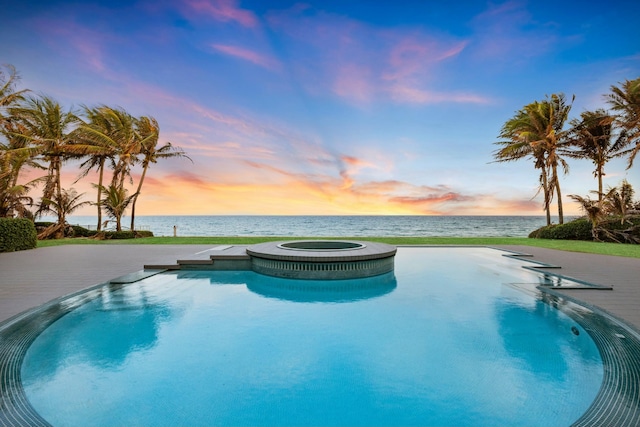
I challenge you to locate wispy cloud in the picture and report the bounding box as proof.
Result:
[211,43,281,71]
[266,6,490,105]
[32,17,113,74]
[470,1,557,62]
[180,0,258,28]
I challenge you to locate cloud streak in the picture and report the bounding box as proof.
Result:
[265,5,490,105]
[211,43,281,71]
[180,0,258,28]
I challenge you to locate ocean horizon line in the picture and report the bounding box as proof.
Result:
[39,215,574,238]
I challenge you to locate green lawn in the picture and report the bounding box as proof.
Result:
[36,236,640,258]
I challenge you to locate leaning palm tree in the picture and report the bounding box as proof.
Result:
[0,121,44,217]
[494,94,573,224]
[494,116,552,225]
[607,77,640,168]
[105,107,140,192]
[566,109,617,205]
[98,183,133,232]
[528,94,573,224]
[7,95,85,223]
[38,188,92,239]
[72,105,123,230]
[129,116,190,231]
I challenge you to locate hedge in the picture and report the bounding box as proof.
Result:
[529,218,593,241]
[529,216,640,243]
[0,218,38,252]
[97,230,154,240]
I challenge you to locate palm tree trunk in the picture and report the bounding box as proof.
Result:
[130,161,149,231]
[597,163,603,207]
[553,164,564,224]
[54,156,63,226]
[541,169,551,226]
[96,158,105,231]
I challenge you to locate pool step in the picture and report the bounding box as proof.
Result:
[144,245,251,271]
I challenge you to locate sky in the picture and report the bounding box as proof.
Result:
[1,0,639,216]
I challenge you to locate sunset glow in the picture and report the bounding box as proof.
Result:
[2,0,639,216]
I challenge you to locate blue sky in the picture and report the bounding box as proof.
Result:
[1,0,639,215]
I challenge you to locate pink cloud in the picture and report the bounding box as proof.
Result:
[211,44,281,71]
[470,1,556,61]
[389,85,490,105]
[32,17,113,74]
[266,6,486,106]
[182,0,258,28]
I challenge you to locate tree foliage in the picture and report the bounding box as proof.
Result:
[0,65,189,240]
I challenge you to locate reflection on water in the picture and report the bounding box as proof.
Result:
[246,272,397,303]
[22,280,178,383]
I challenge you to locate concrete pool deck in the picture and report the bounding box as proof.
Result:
[1,244,639,332]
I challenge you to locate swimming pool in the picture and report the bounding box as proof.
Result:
[1,247,639,426]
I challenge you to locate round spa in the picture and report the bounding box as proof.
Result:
[247,240,396,280]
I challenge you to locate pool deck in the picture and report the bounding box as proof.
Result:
[1,244,639,332]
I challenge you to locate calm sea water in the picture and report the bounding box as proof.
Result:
[54,215,571,238]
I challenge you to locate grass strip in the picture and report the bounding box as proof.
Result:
[36,236,640,258]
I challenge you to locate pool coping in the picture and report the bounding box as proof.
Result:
[1,245,639,426]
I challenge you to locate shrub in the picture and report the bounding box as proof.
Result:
[94,230,154,240]
[529,218,592,241]
[0,218,37,252]
[70,225,98,237]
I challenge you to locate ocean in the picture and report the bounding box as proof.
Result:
[49,215,571,238]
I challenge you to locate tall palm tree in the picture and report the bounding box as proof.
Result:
[105,107,140,193]
[494,110,552,225]
[72,105,123,230]
[8,95,94,231]
[129,116,190,231]
[494,94,573,224]
[607,77,640,168]
[0,121,44,217]
[529,94,573,224]
[566,109,616,205]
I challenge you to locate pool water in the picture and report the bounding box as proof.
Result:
[21,248,603,426]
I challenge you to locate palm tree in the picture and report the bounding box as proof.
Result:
[0,121,44,217]
[607,77,640,168]
[566,109,617,205]
[530,94,573,224]
[38,188,91,239]
[603,179,635,223]
[0,64,29,117]
[72,105,123,230]
[494,94,573,224]
[129,116,190,231]
[568,194,603,240]
[105,107,140,192]
[494,112,552,225]
[8,95,84,220]
[99,183,133,232]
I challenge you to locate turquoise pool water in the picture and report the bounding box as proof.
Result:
[20,248,603,426]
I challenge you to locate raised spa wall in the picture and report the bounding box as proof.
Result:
[145,240,397,280]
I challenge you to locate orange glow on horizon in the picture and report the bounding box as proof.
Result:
[24,166,582,217]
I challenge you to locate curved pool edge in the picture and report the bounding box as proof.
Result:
[539,288,640,427]
[1,251,639,426]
